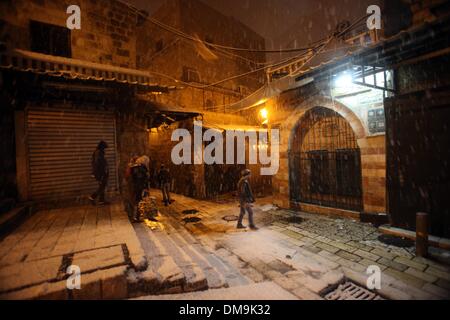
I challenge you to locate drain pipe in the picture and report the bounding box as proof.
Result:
[416,212,428,257]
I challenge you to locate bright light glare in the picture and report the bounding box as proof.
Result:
[260,108,268,119]
[252,98,268,107]
[335,73,353,87]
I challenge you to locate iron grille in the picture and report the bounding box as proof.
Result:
[290,107,363,211]
[324,281,384,300]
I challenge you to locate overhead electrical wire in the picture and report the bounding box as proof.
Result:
[116,0,370,101]
[117,0,329,54]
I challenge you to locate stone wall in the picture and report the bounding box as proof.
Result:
[116,112,151,195]
[135,0,269,199]
[137,0,265,93]
[254,84,387,215]
[359,135,386,213]
[0,0,137,68]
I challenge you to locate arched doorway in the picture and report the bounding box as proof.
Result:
[289,107,363,211]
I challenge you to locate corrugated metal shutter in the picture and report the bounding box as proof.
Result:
[27,108,118,201]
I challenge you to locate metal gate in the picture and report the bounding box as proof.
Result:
[27,108,118,201]
[290,107,363,211]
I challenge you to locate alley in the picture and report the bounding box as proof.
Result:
[135,191,450,300]
[0,190,449,300]
[1,0,450,307]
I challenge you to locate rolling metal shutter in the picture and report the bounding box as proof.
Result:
[27,108,118,201]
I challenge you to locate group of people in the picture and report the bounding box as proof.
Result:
[88,141,173,222]
[89,140,258,229]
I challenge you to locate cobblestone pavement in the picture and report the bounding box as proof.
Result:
[0,202,146,299]
[138,190,450,300]
[1,191,449,300]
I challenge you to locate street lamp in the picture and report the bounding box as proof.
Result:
[335,72,353,88]
[259,107,269,125]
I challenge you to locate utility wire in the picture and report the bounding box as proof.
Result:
[145,47,312,89]
[118,0,370,96]
[118,0,331,54]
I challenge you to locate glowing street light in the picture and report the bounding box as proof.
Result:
[260,108,268,119]
[259,107,269,125]
[335,72,353,87]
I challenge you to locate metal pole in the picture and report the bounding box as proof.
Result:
[416,212,428,257]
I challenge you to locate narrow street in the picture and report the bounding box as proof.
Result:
[133,191,450,300]
[2,191,448,300]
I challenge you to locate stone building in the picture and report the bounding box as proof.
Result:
[135,0,269,199]
[0,0,270,205]
[238,0,450,237]
[0,0,176,204]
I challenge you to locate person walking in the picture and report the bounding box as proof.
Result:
[237,169,258,230]
[89,140,109,206]
[129,156,151,222]
[158,164,172,206]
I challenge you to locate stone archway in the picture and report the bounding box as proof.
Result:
[271,95,369,210]
[289,106,363,211]
[282,96,367,152]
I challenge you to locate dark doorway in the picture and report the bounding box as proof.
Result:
[205,163,244,198]
[290,107,363,211]
[386,88,450,238]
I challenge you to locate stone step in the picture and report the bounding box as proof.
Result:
[132,223,185,295]
[162,212,230,289]
[151,225,208,292]
[162,207,252,288]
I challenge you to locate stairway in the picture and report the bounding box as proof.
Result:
[129,200,252,297]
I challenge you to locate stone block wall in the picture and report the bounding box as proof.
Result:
[0,0,137,68]
[148,119,203,198]
[261,88,387,215]
[116,112,152,194]
[136,0,265,93]
[359,135,386,213]
[134,0,270,199]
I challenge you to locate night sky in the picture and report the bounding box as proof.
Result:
[127,0,382,49]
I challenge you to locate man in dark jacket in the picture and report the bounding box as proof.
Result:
[158,164,172,206]
[130,156,151,222]
[237,169,258,230]
[89,140,109,205]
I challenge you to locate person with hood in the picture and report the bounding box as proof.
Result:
[237,169,258,230]
[89,140,109,206]
[158,164,172,206]
[129,155,151,222]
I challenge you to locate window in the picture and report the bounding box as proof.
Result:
[368,108,385,134]
[30,20,71,58]
[237,85,248,96]
[182,67,200,83]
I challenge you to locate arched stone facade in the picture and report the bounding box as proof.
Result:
[272,95,386,216]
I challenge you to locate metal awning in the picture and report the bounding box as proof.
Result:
[202,120,266,132]
[0,48,177,93]
[136,96,202,128]
[294,15,450,83]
